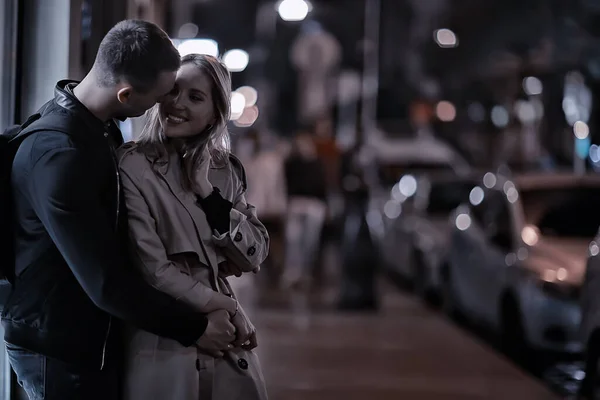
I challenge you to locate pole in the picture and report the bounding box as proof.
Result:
[337,0,381,312]
[360,0,381,138]
[251,1,278,135]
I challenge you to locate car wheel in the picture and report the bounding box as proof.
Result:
[579,332,600,399]
[500,296,532,366]
[592,357,600,400]
[592,362,600,400]
[577,354,600,400]
[411,251,427,298]
[441,265,461,320]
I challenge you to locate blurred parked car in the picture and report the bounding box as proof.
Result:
[362,130,471,264]
[579,218,600,396]
[445,172,600,354]
[388,174,478,302]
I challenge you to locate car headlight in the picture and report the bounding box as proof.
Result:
[540,281,579,300]
[528,268,580,300]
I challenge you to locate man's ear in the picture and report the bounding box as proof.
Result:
[116,87,133,104]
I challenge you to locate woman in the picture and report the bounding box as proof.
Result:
[117,54,269,400]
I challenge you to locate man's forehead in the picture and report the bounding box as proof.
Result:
[156,70,177,93]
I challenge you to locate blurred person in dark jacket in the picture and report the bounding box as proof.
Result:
[283,131,328,289]
[337,137,378,310]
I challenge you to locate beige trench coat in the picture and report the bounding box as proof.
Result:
[117,142,269,400]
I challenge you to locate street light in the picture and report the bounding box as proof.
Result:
[177,39,219,57]
[433,28,458,48]
[223,49,250,72]
[236,86,258,107]
[574,120,591,175]
[574,120,590,140]
[230,92,246,120]
[276,0,310,22]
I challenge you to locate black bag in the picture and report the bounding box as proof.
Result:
[0,113,71,285]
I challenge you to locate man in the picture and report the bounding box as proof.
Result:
[2,20,235,399]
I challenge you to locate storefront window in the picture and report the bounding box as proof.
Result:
[0,0,18,128]
[1,2,20,397]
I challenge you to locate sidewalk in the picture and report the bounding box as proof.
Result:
[235,277,560,399]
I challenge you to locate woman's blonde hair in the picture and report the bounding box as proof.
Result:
[137,53,232,190]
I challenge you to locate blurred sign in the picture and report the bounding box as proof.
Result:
[410,101,434,127]
[290,26,341,73]
[337,70,361,103]
[576,137,591,159]
[564,71,591,125]
[291,27,341,121]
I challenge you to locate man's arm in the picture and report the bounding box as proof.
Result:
[28,143,207,347]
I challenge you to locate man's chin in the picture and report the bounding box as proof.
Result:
[115,110,146,120]
[129,110,146,118]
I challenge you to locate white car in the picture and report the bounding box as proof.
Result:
[445,172,600,354]
[363,131,471,264]
[394,174,478,301]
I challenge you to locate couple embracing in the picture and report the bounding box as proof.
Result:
[3,19,268,400]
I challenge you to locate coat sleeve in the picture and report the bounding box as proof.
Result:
[211,158,270,271]
[120,157,229,312]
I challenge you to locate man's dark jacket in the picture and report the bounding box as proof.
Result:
[1,80,208,368]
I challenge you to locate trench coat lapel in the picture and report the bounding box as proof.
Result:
[149,154,221,289]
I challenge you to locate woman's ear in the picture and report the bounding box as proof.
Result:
[207,117,217,132]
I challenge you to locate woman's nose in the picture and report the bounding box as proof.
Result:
[167,94,184,109]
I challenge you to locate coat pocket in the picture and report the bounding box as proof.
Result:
[211,349,268,400]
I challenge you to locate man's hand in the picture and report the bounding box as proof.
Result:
[231,304,258,350]
[196,309,236,358]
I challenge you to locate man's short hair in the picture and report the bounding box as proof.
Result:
[94,20,180,93]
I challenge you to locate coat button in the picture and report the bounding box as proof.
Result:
[247,246,256,256]
[237,358,248,370]
[234,232,243,242]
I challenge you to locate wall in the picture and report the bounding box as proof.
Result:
[20,0,75,119]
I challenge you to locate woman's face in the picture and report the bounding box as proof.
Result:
[160,63,216,139]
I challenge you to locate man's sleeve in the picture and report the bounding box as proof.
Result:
[28,145,207,347]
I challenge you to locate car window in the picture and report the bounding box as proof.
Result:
[427,181,475,215]
[469,189,513,250]
[520,186,600,238]
[378,162,454,187]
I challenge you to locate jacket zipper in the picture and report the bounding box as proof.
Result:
[100,132,120,370]
[114,153,121,230]
[100,317,112,370]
